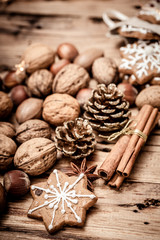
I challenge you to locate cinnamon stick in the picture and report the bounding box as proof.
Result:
[123,107,158,177]
[108,173,125,189]
[116,104,153,176]
[97,104,149,181]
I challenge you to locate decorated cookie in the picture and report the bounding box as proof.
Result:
[119,41,160,85]
[150,76,160,85]
[28,169,97,233]
[138,0,160,25]
[118,24,160,40]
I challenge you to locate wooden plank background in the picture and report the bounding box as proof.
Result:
[0,0,160,240]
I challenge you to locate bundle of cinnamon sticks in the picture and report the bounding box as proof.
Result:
[98,104,159,189]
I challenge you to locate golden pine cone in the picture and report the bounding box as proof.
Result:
[84,84,130,137]
[55,118,96,159]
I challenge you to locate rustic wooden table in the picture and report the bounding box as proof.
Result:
[0,0,160,240]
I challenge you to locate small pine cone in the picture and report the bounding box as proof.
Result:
[84,84,130,137]
[55,118,96,159]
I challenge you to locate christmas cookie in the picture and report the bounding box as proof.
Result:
[28,169,97,233]
[119,41,160,85]
[138,0,160,25]
[118,24,160,40]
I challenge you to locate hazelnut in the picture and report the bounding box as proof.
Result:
[0,134,17,171]
[16,97,43,124]
[0,183,6,213]
[10,85,29,106]
[43,93,80,126]
[76,88,92,108]
[0,91,13,119]
[50,59,70,75]
[92,57,118,85]
[117,83,138,106]
[57,43,79,61]
[3,170,30,197]
[88,79,98,89]
[26,69,53,97]
[3,71,19,88]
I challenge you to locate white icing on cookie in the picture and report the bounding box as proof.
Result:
[119,41,160,79]
[121,25,151,34]
[139,9,160,21]
[28,169,96,231]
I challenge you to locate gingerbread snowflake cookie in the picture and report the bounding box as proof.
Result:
[118,24,160,40]
[138,0,160,25]
[28,169,98,233]
[119,41,160,85]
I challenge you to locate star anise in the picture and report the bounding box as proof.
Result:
[67,158,99,191]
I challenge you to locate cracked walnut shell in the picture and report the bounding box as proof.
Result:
[52,64,90,96]
[42,93,80,126]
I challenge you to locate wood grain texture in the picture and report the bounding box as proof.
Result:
[0,0,160,239]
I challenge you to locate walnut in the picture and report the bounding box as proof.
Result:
[26,69,53,97]
[22,43,55,73]
[14,138,57,176]
[0,91,13,119]
[0,134,17,171]
[16,119,51,144]
[42,93,80,126]
[0,122,15,138]
[52,64,90,96]
[92,57,118,85]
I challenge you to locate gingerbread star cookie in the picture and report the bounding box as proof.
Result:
[138,0,160,25]
[119,41,160,85]
[28,169,98,233]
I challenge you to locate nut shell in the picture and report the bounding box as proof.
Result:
[3,170,30,197]
[10,85,29,106]
[0,183,6,213]
[57,43,79,61]
[3,71,20,88]
[52,64,90,96]
[76,88,93,109]
[22,43,55,73]
[14,138,57,176]
[0,91,13,119]
[117,83,138,106]
[92,57,118,85]
[0,122,15,138]
[74,48,103,70]
[27,69,53,97]
[50,59,70,75]
[135,85,160,110]
[16,97,43,124]
[43,93,80,126]
[0,134,17,171]
[16,119,51,144]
